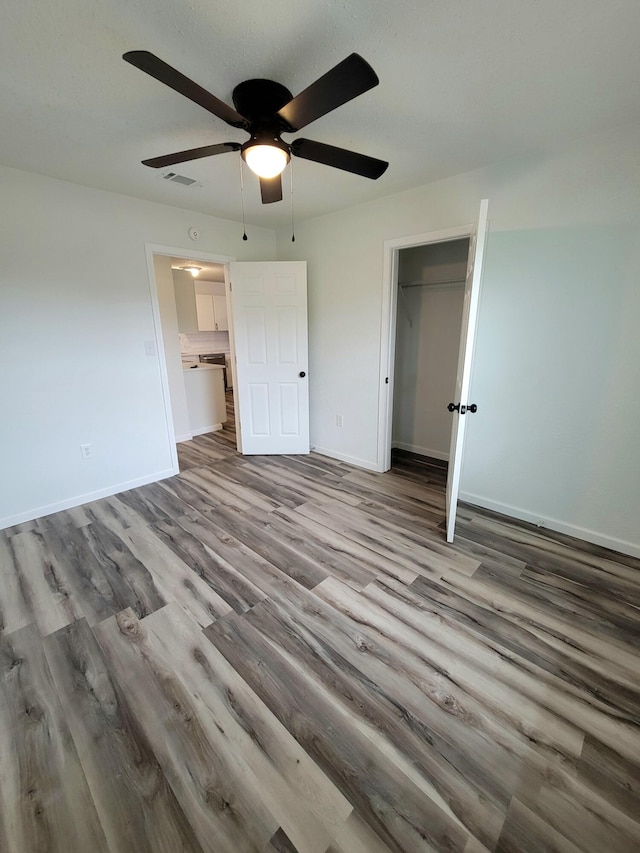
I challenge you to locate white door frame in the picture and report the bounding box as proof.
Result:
[144,243,236,472]
[377,224,475,473]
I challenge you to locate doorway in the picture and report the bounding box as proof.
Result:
[378,200,489,542]
[144,243,237,475]
[391,238,470,471]
[377,223,476,474]
[145,248,311,470]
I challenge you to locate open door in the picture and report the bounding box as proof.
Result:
[445,199,489,542]
[228,261,309,455]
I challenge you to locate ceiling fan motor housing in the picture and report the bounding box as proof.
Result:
[232,79,293,126]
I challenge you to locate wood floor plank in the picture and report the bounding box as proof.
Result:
[235,579,509,849]
[433,570,640,698]
[219,503,378,591]
[205,609,471,853]
[93,609,277,852]
[317,577,586,759]
[204,459,308,509]
[151,515,273,612]
[45,617,204,853]
[64,494,140,536]
[95,606,346,853]
[6,530,82,636]
[141,603,353,853]
[0,532,32,637]
[496,797,583,853]
[176,440,229,471]
[344,468,446,510]
[521,562,640,646]
[242,457,361,507]
[345,490,447,538]
[192,503,330,591]
[38,521,166,626]
[118,523,234,626]
[458,513,640,606]
[267,826,301,852]
[281,451,353,478]
[518,775,640,853]
[0,623,109,853]
[2,520,38,537]
[294,499,480,579]
[179,465,284,514]
[576,735,640,822]
[152,474,229,517]
[325,810,397,852]
[274,504,420,585]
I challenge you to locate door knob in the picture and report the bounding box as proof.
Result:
[299,371,306,378]
[447,402,478,414]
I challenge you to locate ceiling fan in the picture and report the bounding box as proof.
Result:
[123,51,389,204]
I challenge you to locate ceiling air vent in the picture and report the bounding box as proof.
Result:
[160,171,202,187]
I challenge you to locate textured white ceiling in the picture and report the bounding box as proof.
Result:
[2,0,640,227]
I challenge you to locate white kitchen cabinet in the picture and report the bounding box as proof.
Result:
[195,292,216,330]
[194,282,228,331]
[174,271,229,333]
[212,293,228,331]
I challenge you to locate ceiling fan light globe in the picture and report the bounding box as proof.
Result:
[243,144,289,179]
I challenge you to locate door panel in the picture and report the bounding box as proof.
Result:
[229,261,309,455]
[446,199,489,542]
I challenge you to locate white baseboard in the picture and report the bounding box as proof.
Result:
[392,441,449,462]
[175,433,193,443]
[191,423,222,436]
[459,490,640,559]
[0,467,178,531]
[311,446,379,472]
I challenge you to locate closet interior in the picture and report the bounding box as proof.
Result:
[391,237,470,470]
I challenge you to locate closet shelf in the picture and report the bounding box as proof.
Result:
[399,278,466,288]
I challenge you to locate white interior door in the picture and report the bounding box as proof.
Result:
[446,199,489,542]
[229,261,309,455]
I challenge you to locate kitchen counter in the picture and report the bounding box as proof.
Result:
[182,363,227,436]
[182,361,223,371]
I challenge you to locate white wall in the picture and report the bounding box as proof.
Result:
[277,121,640,556]
[0,165,275,528]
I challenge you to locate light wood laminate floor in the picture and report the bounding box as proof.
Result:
[1,422,639,852]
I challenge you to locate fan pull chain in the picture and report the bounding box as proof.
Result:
[290,158,295,243]
[239,158,248,241]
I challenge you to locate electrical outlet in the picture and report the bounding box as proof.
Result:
[336,414,343,427]
[80,443,93,459]
[144,340,156,356]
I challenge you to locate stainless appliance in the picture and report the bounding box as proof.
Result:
[199,352,228,389]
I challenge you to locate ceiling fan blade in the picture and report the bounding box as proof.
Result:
[277,54,379,132]
[291,138,388,179]
[260,175,283,204]
[123,51,248,129]
[141,142,241,169]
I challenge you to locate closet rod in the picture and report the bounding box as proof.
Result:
[400,278,466,288]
